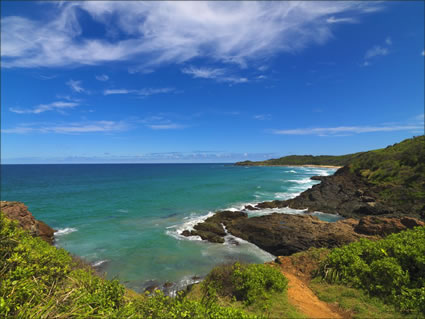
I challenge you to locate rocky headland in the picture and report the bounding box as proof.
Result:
[181,209,423,256]
[183,136,425,255]
[1,201,55,244]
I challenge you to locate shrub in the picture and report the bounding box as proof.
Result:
[0,212,260,318]
[202,262,288,306]
[318,226,425,314]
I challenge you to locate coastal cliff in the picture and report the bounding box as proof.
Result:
[0,201,55,244]
[182,136,425,255]
[238,136,425,219]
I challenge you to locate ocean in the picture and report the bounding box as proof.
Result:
[1,163,340,292]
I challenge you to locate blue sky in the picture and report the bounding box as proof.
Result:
[1,1,424,163]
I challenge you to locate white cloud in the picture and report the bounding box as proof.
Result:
[103,88,175,96]
[182,67,225,79]
[146,124,185,130]
[140,115,186,130]
[326,16,356,24]
[422,50,425,56]
[253,114,271,120]
[95,74,109,81]
[66,79,85,93]
[9,101,79,114]
[385,36,392,45]
[365,46,389,59]
[2,2,382,69]
[272,124,423,136]
[2,120,129,134]
[182,66,248,84]
[104,89,134,95]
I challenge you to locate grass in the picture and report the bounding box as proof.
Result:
[310,278,417,319]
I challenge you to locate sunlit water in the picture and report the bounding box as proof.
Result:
[1,164,340,291]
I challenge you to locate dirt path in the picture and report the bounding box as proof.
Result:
[281,269,341,319]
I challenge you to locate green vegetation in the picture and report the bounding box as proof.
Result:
[235,152,364,166]
[202,263,287,306]
[349,136,425,215]
[317,226,425,315]
[310,279,415,319]
[189,262,302,318]
[0,213,264,318]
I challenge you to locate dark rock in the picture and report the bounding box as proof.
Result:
[181,230,192,237]
[255,200,286,209]
[354,216,424,236]
[310,176,325,181]
[226,213,371,256]
[194,221,226,236]
[280,166,398,219]
[1,201,55,244]
[244,205,259,211]
[191,230,225,243]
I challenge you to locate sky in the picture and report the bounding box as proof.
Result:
[1,1,424,164]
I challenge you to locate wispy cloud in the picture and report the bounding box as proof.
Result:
[362,37,392,66]
[365,46,389,60]
[66,79,86,93]
[326,16,356,24]
[95,74,109,81]
[146,123,185,130]
[253,114,272,120]
[182,66,248,84]
[422,50,425,56]
[2,120,129,134]
[140,115,186,130]
[103,88,175,96]
[2,2,382,69]
[272,119,423,136]
[9,101,79,114]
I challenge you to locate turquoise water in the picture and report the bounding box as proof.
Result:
[1,164,339,291]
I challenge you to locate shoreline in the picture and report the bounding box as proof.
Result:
[241,164,343,169]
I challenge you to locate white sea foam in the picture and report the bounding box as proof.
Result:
[166,212,215,241]
[244,206,308,218]
[274,192,301,200]
[288,178,314,184]
[55,228,77,236]
[117,209,129,213]
[289,170,297,173]
[92,260,108,267]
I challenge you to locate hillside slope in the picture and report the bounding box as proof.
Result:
[235,152,364,167]
[283,136,425,218]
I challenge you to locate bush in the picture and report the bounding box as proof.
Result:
[318,226,425,314]
[0,212,260,318]
[202,262,288,306]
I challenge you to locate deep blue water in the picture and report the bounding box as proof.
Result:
[1,163,339,291]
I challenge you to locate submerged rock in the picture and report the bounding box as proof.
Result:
[1,201,55,244]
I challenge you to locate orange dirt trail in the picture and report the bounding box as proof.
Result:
[281,270,341,319]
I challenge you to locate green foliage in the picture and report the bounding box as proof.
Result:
[310,278,416,319]
[349,136,425,215]
[318,226,425,314]
[202,262,288,307]
[236,152,363,167]
[0,212,260,318]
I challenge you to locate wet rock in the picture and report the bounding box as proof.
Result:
[181,230,192,237]
[255,200,286,209]
[1,201,55,244]
[244,205,259,211]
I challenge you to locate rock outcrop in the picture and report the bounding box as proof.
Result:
[1,201,55,244]
[181,209,424,256]
[281,166,396,218]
